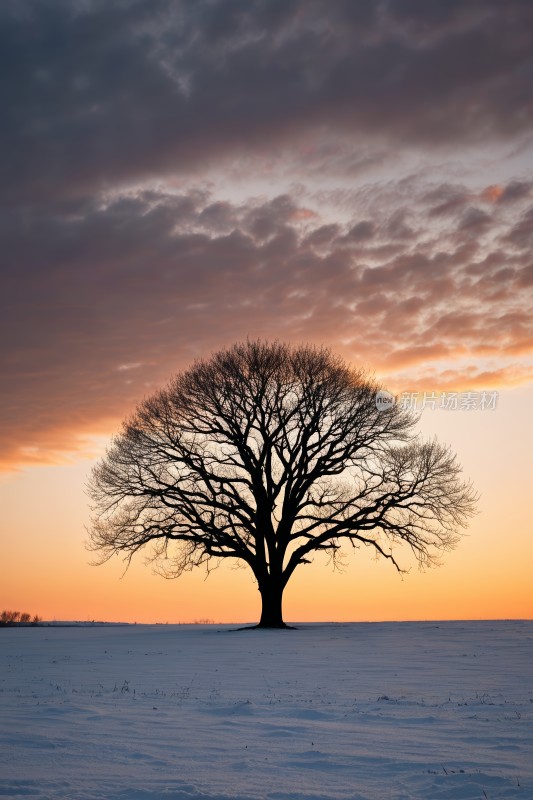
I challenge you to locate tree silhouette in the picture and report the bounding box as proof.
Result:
[88,341,476,627]
[0,610,40,626]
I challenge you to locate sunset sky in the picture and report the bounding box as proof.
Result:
[1,0,532,623]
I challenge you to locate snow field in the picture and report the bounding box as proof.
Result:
[0,620,531,799]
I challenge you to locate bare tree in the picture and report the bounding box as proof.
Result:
[88,341,477,628]
[0,610,40,626]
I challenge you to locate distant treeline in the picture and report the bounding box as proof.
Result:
[0,610,41,626]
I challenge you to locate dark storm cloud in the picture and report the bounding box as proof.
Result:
[1,0,533,204]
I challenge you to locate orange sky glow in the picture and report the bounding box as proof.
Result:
[2,382,531,624]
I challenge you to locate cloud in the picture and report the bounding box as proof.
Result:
[498,181,532,204]
[1,0,533,204]
[1,179,532,469]
[387,364,533,395]
[504,206,533,249]
[345,221,376,242]
[1,1,533,470]
[458,207,492,233]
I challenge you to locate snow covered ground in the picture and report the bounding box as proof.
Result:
[0,620,531,800]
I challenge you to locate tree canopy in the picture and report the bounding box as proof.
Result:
[88,341,477,627]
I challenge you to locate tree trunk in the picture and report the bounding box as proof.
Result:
[257,577,287,628]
